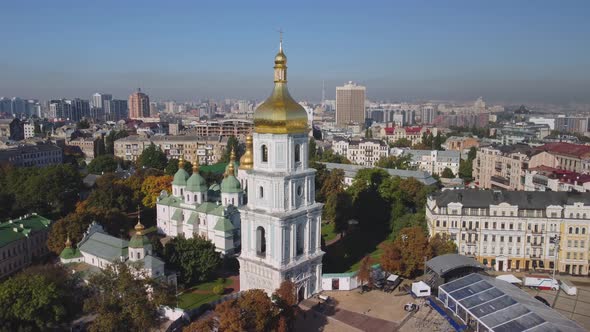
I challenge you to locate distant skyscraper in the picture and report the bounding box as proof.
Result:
[49,99,71,120]
[110,100,128,121]
[128,89,150,119]
[336,81,366,126]
[67,98,90,122]
[91,93,112,121]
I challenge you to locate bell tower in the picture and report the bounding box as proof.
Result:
[238,36,324,300]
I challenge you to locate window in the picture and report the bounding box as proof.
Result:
[256,226,266,257]
[500,236,504,242]
[261,145,268,162]
[259,186,264,198]
[583,228,586,235]
[485,222,489,229]
[517,236,521,243]
[443,221,447,227]
[294,144,301,162]
[462,233,465,240]
[436,220,440,227]
[576,227,580,234]
[296,224,304,256]
[484,234,488,241]
[569,227,573,234]
[510,223,513,230]
[493,222,497,229]
[574,240,578,248]
[492,235,496,242]
[581,240,585,248]
[508,236,512,243]
[568,240,572,248]
[501,223,505,230]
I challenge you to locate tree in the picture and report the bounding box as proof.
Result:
[324,191,352,236]
[163,236,222,285]
[85,173,137,213]
[105,130,128,155]
[138,143,168,170]
[391,138,412,148]
[357,255,373,290]
[272,280,298,330]
[440,167,454,178]
[319,168,345,200]
[221,135,242,162]
[467,146,477,161]
[375,154,412,170]
[165,158,193,176]
[95,137,106,156]
[429,233,458,256]
[184,318,216,332]
[141,175,173,207]
[84,262,173,332]
[77,119,90,129]
[309,137,317,161]
[392,226,432,278]
[87,154,119,174]
[0,265,83,331]
[380,241,402,274]
[213,289,279,332]
[459,159,473,180]
[215,298,243,332]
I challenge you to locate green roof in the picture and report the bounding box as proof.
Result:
[200,162,229,174]
[60,247,82,259]
[187,212,199,225]
[195,202,225,216]
[129,234,151,248]
[78,232,128,262]
[221,175,242,193]
[158,195,182,207]
[0,214,51,247]
[171,209,183,222]
[186,172,207,192]
[173,168,189,186]
[214,217,235,232]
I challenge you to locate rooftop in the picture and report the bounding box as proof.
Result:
[322,162,438,186]
[426,254,485,276]
[535,142,590,159]
[440,273,585,332]
[432,189,590,209]
[0,214,51,247]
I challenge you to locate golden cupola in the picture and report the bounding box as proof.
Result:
[239,134,254,170]
[253,38,309,134]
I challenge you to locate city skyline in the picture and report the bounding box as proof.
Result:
[1,0,589,104]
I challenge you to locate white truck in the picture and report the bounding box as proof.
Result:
[523,275,559,290]
[560,280,577,296]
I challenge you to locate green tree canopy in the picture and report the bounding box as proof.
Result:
[221,135,243,162]
[429,233,458,256]
[163,236,222,285]
[440,167,455,178]
[84,262,173,332]
[375,154,413,170]
[105,130,129,155]
[138,143,167,170]
[87,155,119,174]
[164,158,193,176]
[0,265,84,331]
[390,138,412,148]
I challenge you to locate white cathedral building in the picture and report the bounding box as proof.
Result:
[156,40,324,300]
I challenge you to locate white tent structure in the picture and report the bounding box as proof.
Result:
[496,274,522,284]
[411,281,431,297]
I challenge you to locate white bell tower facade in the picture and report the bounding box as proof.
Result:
[238,38,323,301]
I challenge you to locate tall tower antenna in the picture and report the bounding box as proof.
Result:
[322,80,326,107]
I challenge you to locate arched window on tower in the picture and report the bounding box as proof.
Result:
[256,226,266,257]
[294,144,301,163]
[261,145,268,162]
[259,186,264,198]
[296,223,304,256]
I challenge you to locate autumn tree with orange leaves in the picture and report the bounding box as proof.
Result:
[141,175,172,207]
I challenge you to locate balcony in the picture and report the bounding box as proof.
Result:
[530,242,543,247]
[530,229,544,235]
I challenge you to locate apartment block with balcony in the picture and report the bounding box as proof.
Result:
[332,137,388,167]
[426,189,590,275]
[473,144,533,190]
[114,135,228,165]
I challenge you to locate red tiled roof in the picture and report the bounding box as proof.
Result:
[536,142,590,158]
[404,126,423,134]
[384,127,394,135]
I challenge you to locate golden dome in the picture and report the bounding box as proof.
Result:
[253,40,309,134]
[239,134,254,170]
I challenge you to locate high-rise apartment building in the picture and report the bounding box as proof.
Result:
[91,93,112,121]
[67,98,90,122]
[49,99,71,120]
[128,88,150,119]
[109,100,128,121]
[336,81,365,126]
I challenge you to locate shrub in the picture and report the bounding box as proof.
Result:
[213,284,225,296]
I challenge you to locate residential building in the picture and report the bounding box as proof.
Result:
[128,88,150,119]
[381,126,434,146]
[0,214,52,279]
[473,144,534,190]
[60,221,175,283]
[336,81,365,126]
[497,122,551,144]
[443,136,479,151]
[406,150,460,176]
[525,166,590,192]
[0,118,24,140]
[332,137,388,167]
[189,119,253,138]
[49,99,71,120]
[0,144,63,167]
[555,116,589,134]
[114,135,228,165]
[109,99,128,121]
[530,143,590,174]
[23,122,35,139]
[322,162,438,187]
[427,189,590,275]
[66,137,99,162]
[67,98,90,122]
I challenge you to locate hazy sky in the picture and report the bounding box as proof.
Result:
[1,0,589,104]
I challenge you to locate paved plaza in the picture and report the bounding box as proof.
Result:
[296,284,453,332]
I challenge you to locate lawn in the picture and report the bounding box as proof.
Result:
[347,244,385,272]
[177,278,233,310]
[321,222,338,243]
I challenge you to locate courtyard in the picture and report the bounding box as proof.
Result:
[296,283,453,332]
